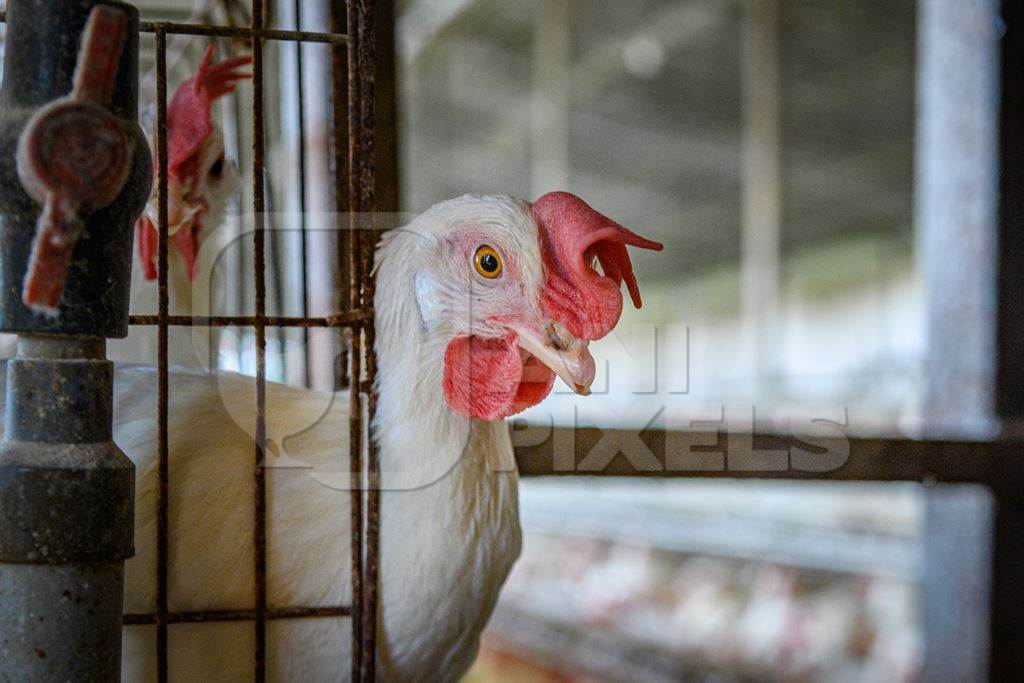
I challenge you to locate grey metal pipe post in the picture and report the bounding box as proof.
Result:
[0,1,151,680]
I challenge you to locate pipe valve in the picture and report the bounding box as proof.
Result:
[16,5,132,313]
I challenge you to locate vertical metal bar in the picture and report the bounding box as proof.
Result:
[921,484,994,682]
[993,1,1024,680]
[916,3,1001,676]
[251,1,269,680]
[354,2,380,680]
[357,0,376,358]
[154,25,171,683]
[990,490,1024,681]
[343,0,366,678]
[997,0,1024,418]
[295,0,312,388]
[917,0,1000,436]
[346,0,363,319]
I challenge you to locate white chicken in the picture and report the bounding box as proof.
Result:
[0,16,664,676]
[0,191,660,680]
[110,44,252,368]
[0,41,250,364]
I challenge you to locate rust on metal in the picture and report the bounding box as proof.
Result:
[128,312,372,327]
[331,0,353,387]
[341,0,377,677]
[123,605,351,626]
[331,0,364,679]
[139,20,348,45]
[251,0,268,679]
[154,24,171,683]
[354,1,381,680]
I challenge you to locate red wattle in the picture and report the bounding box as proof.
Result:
[511,353,556,415]
[443,334,555,420]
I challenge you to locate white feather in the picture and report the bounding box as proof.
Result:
[413,270,443,332]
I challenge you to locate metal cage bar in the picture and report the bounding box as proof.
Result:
[341,0,366,676]
[123,605,351,624]
[352,1,381,676]
[0,13,347,44]
[119,3,375,681]
[128,311,372,326]
[293,0,312,388]
[153,26,171,681]
[139,20,348,45]
[250,0,269,677]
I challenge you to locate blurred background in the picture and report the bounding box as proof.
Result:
[401,0,920,433]
[398,1,1001,680]
[398,1,935,679]
[13,0,997,679]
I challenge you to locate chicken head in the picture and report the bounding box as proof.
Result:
[136,45,251,282]
[384,192,663,422]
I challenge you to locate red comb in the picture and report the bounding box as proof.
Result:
[166,45,252,179]
[533,192,663,340]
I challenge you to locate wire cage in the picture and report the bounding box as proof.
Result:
[0,1,380,680]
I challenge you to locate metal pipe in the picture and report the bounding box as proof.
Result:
[0,2,150,680]
[0,336,133,680]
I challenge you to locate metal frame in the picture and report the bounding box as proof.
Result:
[515,431,1024,489]
[0,2,383,680]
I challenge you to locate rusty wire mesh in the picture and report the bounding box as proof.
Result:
[0,1,383,680]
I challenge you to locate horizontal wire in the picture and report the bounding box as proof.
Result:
[128,312,372,328]
[138,20,348,45]
[123,605,351,625]
[0,14,348,45]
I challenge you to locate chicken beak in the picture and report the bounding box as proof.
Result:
[144,180,203,237]
[513,323,596,396]
[140,179,205,282]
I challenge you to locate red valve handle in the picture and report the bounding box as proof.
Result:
[16,5,130,313]
[72,6,128,106]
